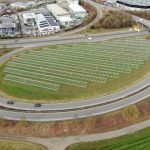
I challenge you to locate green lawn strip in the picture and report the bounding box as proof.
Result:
[77,27,132,35]
[66,127,150,150]
[0,139,46,150]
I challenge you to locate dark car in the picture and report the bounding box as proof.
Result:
[7,101,14,105]
[34,103,42,107]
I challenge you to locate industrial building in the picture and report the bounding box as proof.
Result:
[57,0,79,8]
[36,14,52,34]
[22,13,36,26]
[11,2,35,9]
[0,15,20,37]
[68,4,86,19]
[22,11,60,35]
[43,13,60,32]
[117,0,150,10]
[47,4,73,26]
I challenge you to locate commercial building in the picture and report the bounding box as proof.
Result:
[47,4,73,26]
[43,13,60,32]
[68,4,86,19]
[22,13,36,26]
[0,15,19,37]
[35,13,52,34]
[57,0,79,8]
[11,2,35,9]
[35,13,60,34]
[117,0,150,10]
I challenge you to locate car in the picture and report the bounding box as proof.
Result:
[88,37,93,40]
[34,103,42,107]
[7,101,14,105]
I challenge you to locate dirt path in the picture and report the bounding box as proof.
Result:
[1,118,150,150]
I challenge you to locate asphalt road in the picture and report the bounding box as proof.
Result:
[0,86,149,121]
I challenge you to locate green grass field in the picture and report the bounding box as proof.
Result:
[66,127,150,150]
[0,36,150,103]
[0,139,45,150]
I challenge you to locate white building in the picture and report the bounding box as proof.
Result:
[47,4,73,26]
[11,2,27,9]
[68,4,86,19]
[35,13,60,34]
[11,2,35,9]
[43,13,60,32]
[57,0,79,8]
[36,14,52,34]
[22,13,36,25]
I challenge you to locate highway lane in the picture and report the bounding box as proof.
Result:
[0,86,149,122]
[0,30,147,65]
[0,30,147,49]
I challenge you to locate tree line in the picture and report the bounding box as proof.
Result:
[90,10,136,29]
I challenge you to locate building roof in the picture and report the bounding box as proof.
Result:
[59,16,73,22]
[43,14,59,26]
[23,13,36,19]
[36,13,46,21]
[0,23,16,29]
[69,4,86,12]
[47,4,69,16]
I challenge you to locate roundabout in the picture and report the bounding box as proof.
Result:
[0,0,150,122]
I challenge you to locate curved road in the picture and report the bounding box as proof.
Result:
[0,86,149,121]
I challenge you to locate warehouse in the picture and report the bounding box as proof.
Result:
[68,4,86,19]
[43,13,60,32]
[117,0,150,10]
[35,14,52,34]
[47,4,73,26]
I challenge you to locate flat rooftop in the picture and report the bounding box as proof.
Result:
[47,4,69,16]
[69,4,86,12]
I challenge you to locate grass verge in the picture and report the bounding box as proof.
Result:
[0,139,46,150]
[66,126,150,150]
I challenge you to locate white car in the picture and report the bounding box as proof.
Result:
[88,37,93,40]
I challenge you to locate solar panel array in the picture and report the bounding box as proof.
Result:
[3,37,150,91]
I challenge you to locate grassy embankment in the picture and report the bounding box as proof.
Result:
[0,139,45,150]
[0,48,16,57]
[66,127,150,150]
[78,9,138,34]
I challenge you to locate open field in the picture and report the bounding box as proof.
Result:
[66,127,150,150]
[0,36,150,102]
[0,139,45,150]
